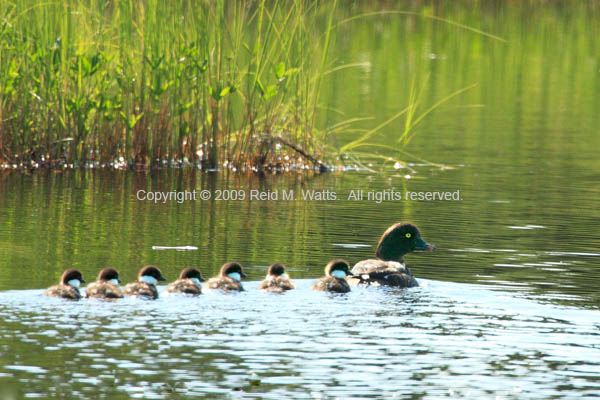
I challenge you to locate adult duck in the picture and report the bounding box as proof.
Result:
[346,223,434,288]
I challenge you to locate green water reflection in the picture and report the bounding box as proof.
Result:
[1,1,599,307]
[0,166,598,308]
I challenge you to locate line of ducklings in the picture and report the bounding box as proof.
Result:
[44,222,435,300]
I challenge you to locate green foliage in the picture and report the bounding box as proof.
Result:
[0,0,343,168]
[0,0,505,169]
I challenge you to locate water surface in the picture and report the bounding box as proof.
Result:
[1,280,599,399]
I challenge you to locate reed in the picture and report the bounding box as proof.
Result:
[0,1,334,170]
[0,1,502,171]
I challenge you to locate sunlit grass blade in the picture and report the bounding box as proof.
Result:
[400,82,478,146]
[332,10,507,43]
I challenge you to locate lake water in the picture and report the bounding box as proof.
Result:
[1,280,599,399]
[1,1,600,399]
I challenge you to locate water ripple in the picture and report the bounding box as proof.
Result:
[1,280,599,398]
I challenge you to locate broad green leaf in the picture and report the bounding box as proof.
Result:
[219,86,230,98]
[275,62,285,79]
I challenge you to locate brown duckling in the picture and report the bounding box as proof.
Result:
[165,267,205,296]
[44,269,86,300]
[204,262,246,292]
[312,259,351,293]
[122,265,166,299]
[85,267,123,299]
[258,263,295,293]
[347,222,435,288]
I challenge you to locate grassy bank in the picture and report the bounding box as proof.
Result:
[1,0,343,170]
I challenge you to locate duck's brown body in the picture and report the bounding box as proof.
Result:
[123,282,159,299]
[165,279,202,295]
[259,276,295,293]
[86,281,124,299]
[311,276,350,293]
[205,276,244,292]
[45,284,81,300]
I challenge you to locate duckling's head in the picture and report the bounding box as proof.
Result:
[97,268,121,285]
[61,269,85,287]
[376,223,435,261]
[266,263,289,279]
[220,262,247,282]
[179,267,205,283]
[325,259,350,279]
[138,265,166,285]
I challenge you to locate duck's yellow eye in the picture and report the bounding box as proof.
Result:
[405,233,412,238]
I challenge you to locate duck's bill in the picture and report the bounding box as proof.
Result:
[240,272,248,278]
[158,275,167,281]
[199,277,206,282]
[415,238,435,251]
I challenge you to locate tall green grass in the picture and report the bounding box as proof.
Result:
[0,0,340,169]
[0,1,501,170]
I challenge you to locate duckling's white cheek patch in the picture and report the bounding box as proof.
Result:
[228,272,241,281]
[191,278,202,286]
[140,276,158,285]
[331,270,347,279]
[67,279,81,288]
[110,279,120,286]
[282,273,289,279]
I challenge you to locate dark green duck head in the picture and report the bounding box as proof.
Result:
[375,223,435,262]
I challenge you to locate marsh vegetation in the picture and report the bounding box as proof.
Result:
[0,0,504,171]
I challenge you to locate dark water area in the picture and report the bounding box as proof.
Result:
[1,168,598,308]
[1,1,600,398]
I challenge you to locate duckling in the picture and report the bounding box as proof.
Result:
[258,263,295,293]
[165,267,205,295]
[312,259,351,293]
[44,269,85,300]
[85,267,123,299]
[123,265,166,299]
[347,222,435,288]
[204,262,246,292]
